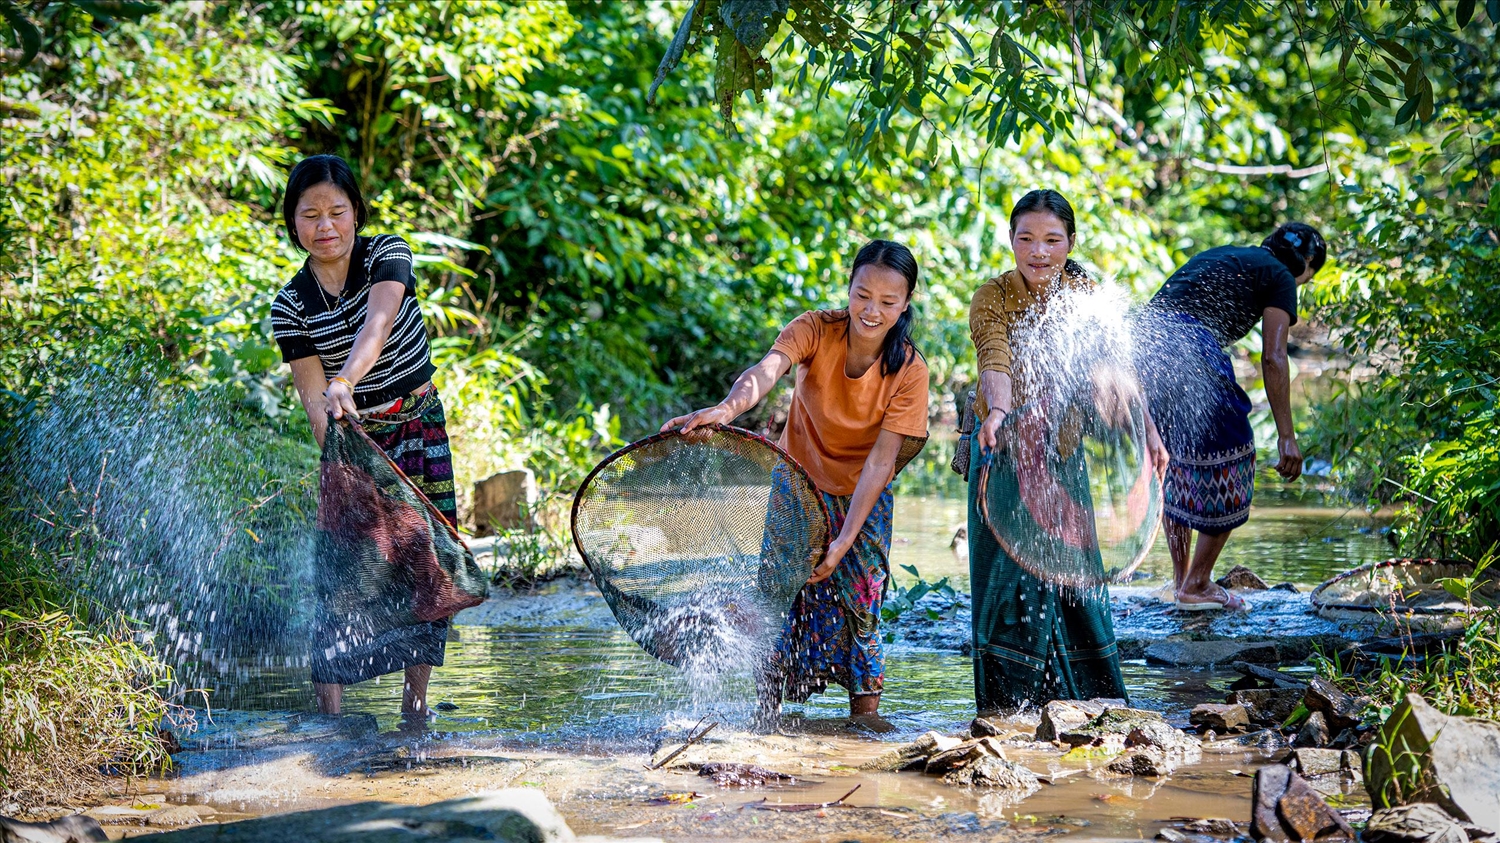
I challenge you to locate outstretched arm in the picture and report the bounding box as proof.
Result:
[320,280,406,419]
[661,351,794,433]
[1261,306,1302,481]
[289,356,332,447]
[808,428,905,584]
[975,369,1014,451]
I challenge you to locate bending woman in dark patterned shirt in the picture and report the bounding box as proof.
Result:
[270,154,456,723]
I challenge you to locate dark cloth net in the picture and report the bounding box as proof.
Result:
[312,418,489,684]
[570,425,830,671]
[978,395,1162,589]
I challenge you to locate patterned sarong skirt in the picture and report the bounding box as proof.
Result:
[1138,312,1256,536]
[769,473,893,703]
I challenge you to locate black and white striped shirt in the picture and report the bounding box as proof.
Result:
[270,234,436,409]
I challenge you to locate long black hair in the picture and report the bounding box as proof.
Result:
[1262,222,1327,278]
[1009,188,1088,279]
[849,239,920,377]
[283,154,368,251]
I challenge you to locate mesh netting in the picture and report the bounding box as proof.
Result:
[1311,558,1500,619]
[978,395,1163,589]
[570,425,830,671]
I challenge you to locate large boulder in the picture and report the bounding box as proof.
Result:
[145,790,579,842]
[1034,698,1120,742]
[1366,693,1500,830]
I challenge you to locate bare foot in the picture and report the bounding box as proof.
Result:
[1175,584,1245,611]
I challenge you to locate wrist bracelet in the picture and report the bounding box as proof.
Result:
[330,376,353,390]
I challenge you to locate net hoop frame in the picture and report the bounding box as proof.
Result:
[975,403,1162,588]
[1309,557,1492,616]
[569,422,833,588]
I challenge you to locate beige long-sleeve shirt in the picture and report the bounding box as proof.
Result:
[968,267,1094,418]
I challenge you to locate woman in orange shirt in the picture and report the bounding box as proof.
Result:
[663,240,929,727]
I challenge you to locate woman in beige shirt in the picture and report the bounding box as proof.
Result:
[966,189,1165,712]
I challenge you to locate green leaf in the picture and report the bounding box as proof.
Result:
[904,121,922,156]
[1457,0,1476,27]
[1488,0,1500,24]
[648,0,700,105]
[1377,38,1413,63]
[718,0,788,54]
[0,1,41,67]
[1395,95,1419,125]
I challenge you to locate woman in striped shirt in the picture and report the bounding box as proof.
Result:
[271,154,455,725]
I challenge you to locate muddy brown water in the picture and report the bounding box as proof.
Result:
[104,483,1385,841]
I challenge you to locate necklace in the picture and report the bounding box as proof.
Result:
[309,262,346,313]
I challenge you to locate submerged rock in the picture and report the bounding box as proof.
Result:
[0,815,107,843]
[1251,764,1356,842]
[143,789,578,842]
[1367,693,1500,831]
[1107,746,1175,777]
[1145,640,1280,667]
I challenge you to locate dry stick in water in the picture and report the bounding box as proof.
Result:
[747,784,862,812]
[646,721,717,770]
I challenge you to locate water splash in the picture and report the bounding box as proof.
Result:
[5,362,319,702]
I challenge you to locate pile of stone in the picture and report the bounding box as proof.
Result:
[1189,663,1372,753]
[863,729,1041,793]
[867,698,1203,786]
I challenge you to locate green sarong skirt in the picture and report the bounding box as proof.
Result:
[967,432,1128,712]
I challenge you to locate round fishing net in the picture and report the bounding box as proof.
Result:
[570,425,830,671]
[978,393,1163,589]
[1311,558,1500,620]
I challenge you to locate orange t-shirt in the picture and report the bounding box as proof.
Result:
[771,310,930,495]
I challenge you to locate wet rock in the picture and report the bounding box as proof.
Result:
[1364,804,1471,843]
[1181,818,1240,836]
[1035,698,1117,742]
[0,815,107,842]
[1304,677,1366,733]
[1367,693,1500,831]
[1229,688,1306,725]
[1293,711,1331,748]
[926,737,1007,774]
[435,702,459,712]
[1204,729,1291,752]
[1190,703,1252,734]
[1289,748,1345,777]
[144,789,577,842]
[1062,708,1200,762]
[1107,746,1175,777]
[698,763,797,787]
[1146,640,1280,667]
[1217,565,1270,590]
[147,807,203,828]
[1272,583,1300,592]
[942,756,1040,791]
[338,713,379,739]
[969,715,1030,739]
[1251,764,1356,842]
[1231,662,1309,691]
[863,730,962,772]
